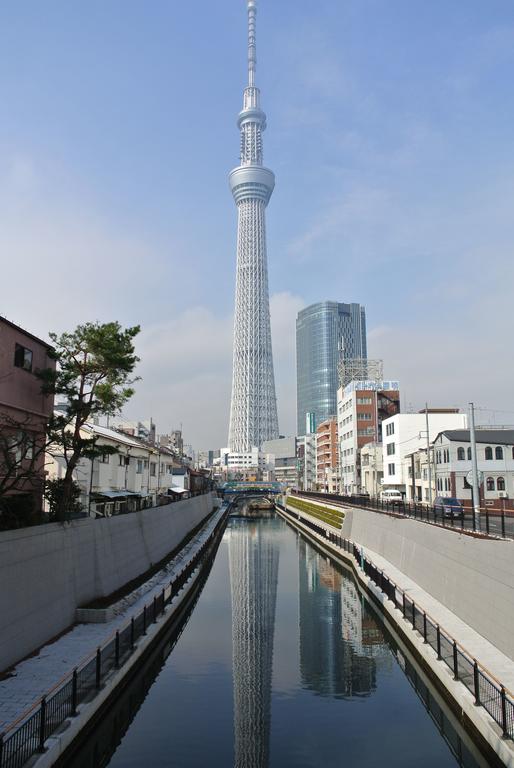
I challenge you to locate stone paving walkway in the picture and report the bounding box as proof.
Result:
[0,506,225,732]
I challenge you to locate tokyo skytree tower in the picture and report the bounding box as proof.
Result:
[228,0,279,452]
[228,520,280,767]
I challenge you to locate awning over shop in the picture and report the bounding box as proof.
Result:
[94,490,142,499]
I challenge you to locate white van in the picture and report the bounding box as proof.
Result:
[379,489,403,505]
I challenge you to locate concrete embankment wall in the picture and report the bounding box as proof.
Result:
[0,493,216,672]
[338,506,514,661]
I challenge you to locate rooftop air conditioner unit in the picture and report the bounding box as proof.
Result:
[498,491,509,499]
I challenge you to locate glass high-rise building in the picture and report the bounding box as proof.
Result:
[296,302,367,435]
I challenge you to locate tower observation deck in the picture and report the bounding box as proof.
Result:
[228,0,279,453]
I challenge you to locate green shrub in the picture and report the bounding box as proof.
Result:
[286,495,344,530]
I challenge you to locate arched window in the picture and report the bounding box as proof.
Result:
[457,447,465,460]
[486,477,495,491]
[497,477,506,491]
[485,447,493,460]
[495,446,503,460]
[467,447,472,460]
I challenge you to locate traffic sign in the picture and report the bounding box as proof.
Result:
[466,469,484,486]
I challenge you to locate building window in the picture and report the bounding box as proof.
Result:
[150,462,157,477]
[388,463,395,476]
[485,447,493,460]
[386,443,395,456]
[457,447,465,461]
[100,454,110,464]
[486,477,495,491]
[467,447,472,460]
[436,450,441,464]
[386,423,395,436]
[497,477,506,491]
[14,343,33,372]
[495,446,503,460]
[136,459,143,474]
[444,449,449,463]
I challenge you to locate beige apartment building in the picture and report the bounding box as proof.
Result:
[316,418,339,493]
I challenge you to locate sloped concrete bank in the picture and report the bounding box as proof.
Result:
[0,493,217,672]
[31,506,228,768]
[277,503,514,768]
[339,505,514,662]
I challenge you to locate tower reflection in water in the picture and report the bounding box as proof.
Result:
[299,538,391,699]
[228,516,280,768]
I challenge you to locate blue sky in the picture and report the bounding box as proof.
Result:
[1,1,514,448]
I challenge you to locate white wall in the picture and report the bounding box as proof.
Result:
[382,413,467,490]
[0,493,216,672]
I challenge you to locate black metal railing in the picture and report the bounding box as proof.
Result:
[293,490,513,540]
[277,501,514,740]
[0,513,226,768]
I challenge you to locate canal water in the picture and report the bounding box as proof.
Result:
[69,511,487,768]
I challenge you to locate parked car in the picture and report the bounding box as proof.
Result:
[433,496,464,519]
[379,489,403,505]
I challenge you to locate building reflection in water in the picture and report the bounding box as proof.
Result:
[228,516,280,768]
[299,538,390,698]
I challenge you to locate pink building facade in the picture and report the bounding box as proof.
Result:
[0,317,55,519]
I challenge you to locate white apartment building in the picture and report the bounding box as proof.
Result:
[337,380,400,494]
[381,410,467,496]
[297,434,317,491]
[47,423,179,516]
[360,442,383,497]
[219,447,267,480]
[432,428,514,511]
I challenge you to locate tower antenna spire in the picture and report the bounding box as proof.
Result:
[247,0,257,87]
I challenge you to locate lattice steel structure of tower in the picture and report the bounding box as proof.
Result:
[228,0,279,453]
[228,519,280,767]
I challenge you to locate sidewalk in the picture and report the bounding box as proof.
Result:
[0,506,225,732]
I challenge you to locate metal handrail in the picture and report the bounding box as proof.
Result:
[294,490,513,540]
[0,514,226,768]
[278,500,514,740]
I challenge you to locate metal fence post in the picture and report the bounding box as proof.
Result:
[423,613,427,643]
[473,661,480,705]
[402,593,406,617]
[38,697,47,752]
[453,641,459,680]
[130,617,135,650]
[501,687,508,738]
[501,510,506,539]
[71,668,78,715]
[96,648,102,689]
[436,626,441,660]
[485,507,490,535]
[115,631,120,669]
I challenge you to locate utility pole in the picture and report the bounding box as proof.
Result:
[469,402,481,530]
[425,403,433,505]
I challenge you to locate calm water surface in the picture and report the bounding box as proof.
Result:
[72,512,486,768]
